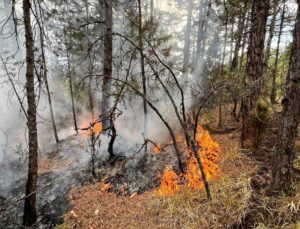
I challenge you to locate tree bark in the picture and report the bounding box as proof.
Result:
[22,0,38,226]
[246,0,269,104]
[241,0,269,146]
[102,0,113,129]
[272,0,300,195]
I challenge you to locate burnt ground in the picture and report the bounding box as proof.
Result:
[0,134,179,229]
[0,136,94,229]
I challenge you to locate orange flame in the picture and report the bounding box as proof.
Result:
[157,166,180,196]
[152,144,162,154]
[157,126,221,196]
[79,116,103,137]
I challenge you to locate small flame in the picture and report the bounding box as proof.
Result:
[100,182,111,192]
[79,116,103,137]
[153,144,162,154]
[157,126,221,196]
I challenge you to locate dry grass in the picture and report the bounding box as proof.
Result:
[60,182,166,229]
[252,181,300,229]
[151,147,256,229]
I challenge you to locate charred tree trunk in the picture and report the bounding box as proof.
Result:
[272,0,300,195]
[270,0,286,104]
[102,0,113,129]
[241,0,269,146]
[22,0,38,226]
[183,0,193,72]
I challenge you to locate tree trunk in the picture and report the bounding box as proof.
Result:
[182,0,193,72]
[67,48,78,134]
[218,0,229,129]
[241,0,269,146]
[196,0,207,62]
[85,1,95,119]
[229,18,235,63]
[150,0,154,20]
[239,12,250,69]
[231,0,248,71]
[272,0,300,195]
[137,0,148,136]
[22,0,38,226]
[37,4,59,143]
[102,0,113,129]
[270,0,286,104]
[221,0,228,69]
[218,95,223,129]
[264,0,279,69]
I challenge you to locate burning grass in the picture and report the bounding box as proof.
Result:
[151,147,256,229]
[157,126,221,196]
[59,144,257,229]
[57,112,300,229]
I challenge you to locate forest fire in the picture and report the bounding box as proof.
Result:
[157,126,221,196]
[79,117,103,137]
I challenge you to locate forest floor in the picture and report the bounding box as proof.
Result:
[57,106,300,229]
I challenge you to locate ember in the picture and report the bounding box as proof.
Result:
[157,126,221,196]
